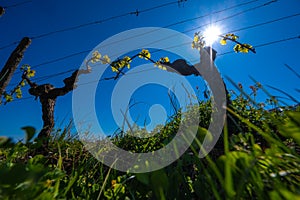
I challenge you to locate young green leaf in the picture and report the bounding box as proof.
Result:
[22,126,36,143]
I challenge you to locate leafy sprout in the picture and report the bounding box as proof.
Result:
[192,31,255,54]
[220,33,255,53]
[91,49,169,77]
[1,64,36,104]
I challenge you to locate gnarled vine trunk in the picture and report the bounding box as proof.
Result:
[39,96,56,139]
[24,69,90,142]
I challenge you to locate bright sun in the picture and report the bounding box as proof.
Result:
[203,25,221,45]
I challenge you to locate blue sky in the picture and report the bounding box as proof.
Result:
[0,0,299,140]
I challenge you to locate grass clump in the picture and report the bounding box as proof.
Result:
[0,89,300,200]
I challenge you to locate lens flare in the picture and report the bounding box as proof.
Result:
[203,25,221,45]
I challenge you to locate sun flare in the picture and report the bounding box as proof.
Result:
[203,25,221,45]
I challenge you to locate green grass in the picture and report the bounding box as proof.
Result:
[0,90,300,199]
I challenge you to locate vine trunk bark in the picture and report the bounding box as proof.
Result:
[0,37,31,103]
